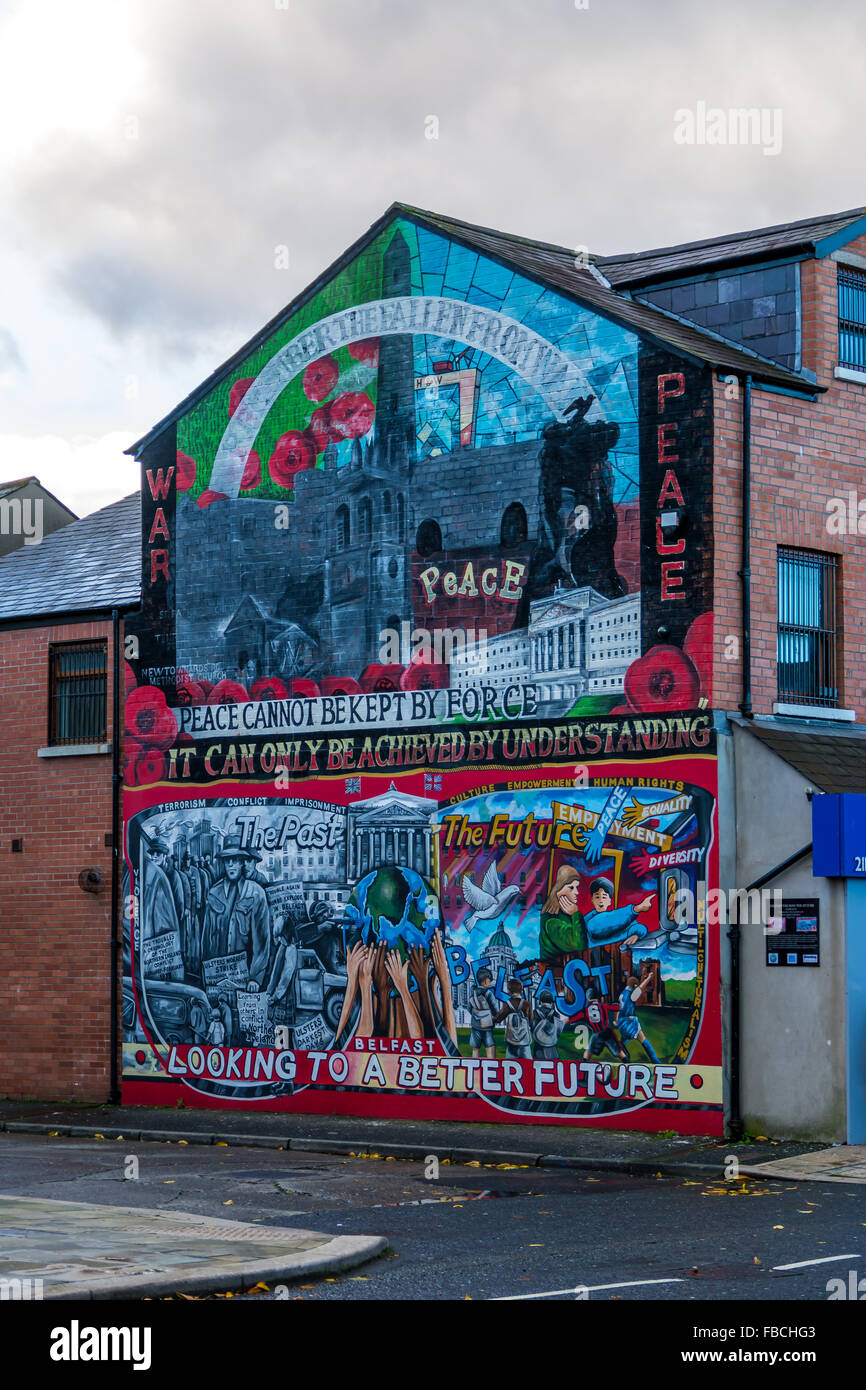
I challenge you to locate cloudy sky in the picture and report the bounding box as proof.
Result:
[1,0,864,514]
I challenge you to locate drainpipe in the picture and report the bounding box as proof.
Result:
[109,608,121,1103]
[739,373,753,718]
[727,915,742,1140]
[729,373,753,1137]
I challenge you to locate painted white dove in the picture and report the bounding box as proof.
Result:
[461,861,520,932]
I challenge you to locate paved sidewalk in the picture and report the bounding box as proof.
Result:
[0,1194,387,1300]
[740,1143,866,1185]
[0,1098,826,1178]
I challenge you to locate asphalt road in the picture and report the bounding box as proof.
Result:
[1,1132,864,1302]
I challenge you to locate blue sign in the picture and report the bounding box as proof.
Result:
[812,793,866,877]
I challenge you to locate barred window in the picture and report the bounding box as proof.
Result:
[777,548,839,708]
[48,641,108,745]
[838,263,866,372]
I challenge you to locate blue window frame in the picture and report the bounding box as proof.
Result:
[777,547,839,707]
[838,264,866,371]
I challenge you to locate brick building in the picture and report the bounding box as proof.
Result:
[6,203,866,1140]
[0,495,139,1101]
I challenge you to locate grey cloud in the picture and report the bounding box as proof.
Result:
[9,0,866,356]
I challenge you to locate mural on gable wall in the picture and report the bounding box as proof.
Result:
[134,218,713,731]
[124,214,720,1131]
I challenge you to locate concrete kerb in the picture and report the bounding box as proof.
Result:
[0,1119,732,1180]
[46,1233,390,1301]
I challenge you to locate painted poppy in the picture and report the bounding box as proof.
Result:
[623,644,701,713]
[400,656,449,691]
[347,338,379,367]
[250,677,289,701]
[125,686,178,750]
[134,746,168,786]
[175,678,206,707]
[308,405,332,454]
[176,451,197,493]
[228,376,255,418]
[320,676,363,696]
[197,489,228,509]
[207,679,250,704]
[328,391,375,441]
[269,431,317,488]
[240,449,262,491]
[359,664,404,693]
[302,355,339,402]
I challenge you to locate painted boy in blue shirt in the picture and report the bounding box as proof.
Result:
[585,877,655,949]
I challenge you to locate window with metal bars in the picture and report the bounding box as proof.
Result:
[777,548,839,708]
[48,641,108,745]
[838,264,866,372]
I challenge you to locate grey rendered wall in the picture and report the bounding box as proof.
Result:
[732,723,847,1141]
[0,480,76,558]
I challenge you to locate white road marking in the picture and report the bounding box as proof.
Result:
[493,1277,684,1300]
[772,1253,860,1271]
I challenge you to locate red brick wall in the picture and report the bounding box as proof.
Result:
[713,239,866,718]
[0,618,122,1101]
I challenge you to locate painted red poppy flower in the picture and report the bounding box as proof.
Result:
[229,376,255,417]
[348,338,379,367]
[320,676,362,696]
[240,449,262,491]
[207,679,249,704]
[400,656,449,691]
[290,678,320,697]
[175,679,206,707]
[303,356,339,402]
[134,746,168,786]
[608,704,632,715]
[176,451,197,493]
[124,660,138,697]
[269,430,317,488]
[250,677,288,701]
[197,489,228,509]
[309,405,332,454]
[124,738,144,785]
[359,664,405,693]
[125,685,178,749]
[623,644,701,713]
[197,679,214,697]
[683,611,713,702]
[328,391,375,441]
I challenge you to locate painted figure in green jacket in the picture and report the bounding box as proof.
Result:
[538,865,588,962]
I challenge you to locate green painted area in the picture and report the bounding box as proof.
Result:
[177,226,409,500]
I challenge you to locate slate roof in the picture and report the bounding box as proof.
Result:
[0,492,141,622]
[0,477,33,499]
[406,206,817,392]
[130,201,822,456]
[734,716,866,794]
[598,206,866,288]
